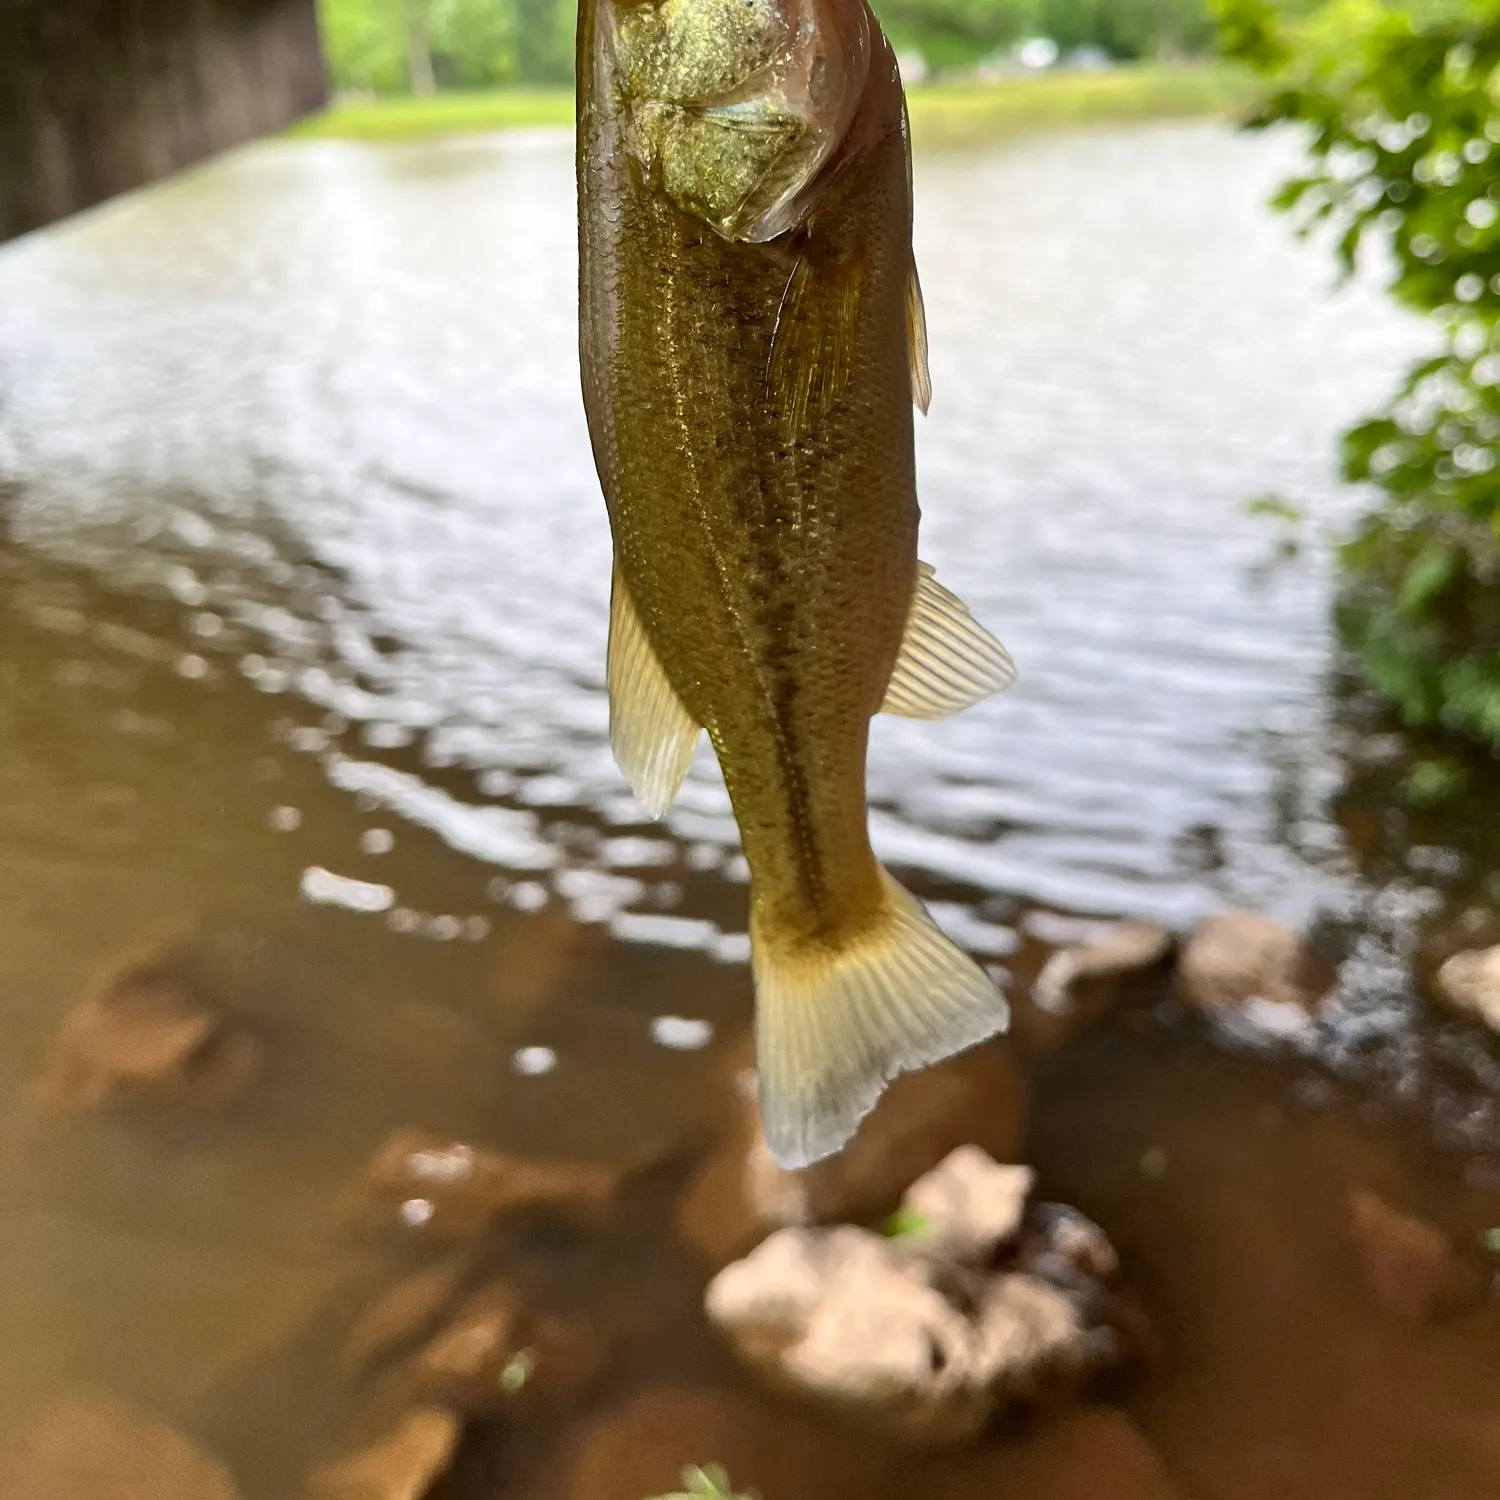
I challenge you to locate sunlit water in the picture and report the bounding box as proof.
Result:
[6,121,1499,1500]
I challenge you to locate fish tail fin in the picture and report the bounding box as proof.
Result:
[752,866,1008,1170]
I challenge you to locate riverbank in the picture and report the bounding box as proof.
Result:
[291,63,1255,146]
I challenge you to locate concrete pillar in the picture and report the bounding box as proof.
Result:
[0,0,328,245]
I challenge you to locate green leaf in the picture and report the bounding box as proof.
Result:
[1397,541,1459,618]
[882,1207,933,1240]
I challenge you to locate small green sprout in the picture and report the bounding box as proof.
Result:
[881,1207,932,1240]
[497,1346,536,1394]
[650,1463,752,1500]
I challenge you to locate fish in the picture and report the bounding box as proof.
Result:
[575,0,1016,1168]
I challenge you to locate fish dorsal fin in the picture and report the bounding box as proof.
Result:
[906,261,932,415]
[607,564,701,817]
[768,250,865,446]
[880,561,1016,719]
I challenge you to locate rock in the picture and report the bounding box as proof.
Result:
[37,936,260,1114]
[0,1389,241,1500]
[1346,1188,1485,1324]
[1020,1202,1120,1282]
[543,1383,884,1500]
[1177,911,1336,1015]
[925,1408,1188,1500]
[897,1146,1034,1264]
[306,1408,459,1500]
[677,1036,1027,1268]
[706,1217,1118,1444]
[511,1309,610,1409]
[1434,945,1500,1033]
[409,1283,525,1409]
[341,1252,481,1374]
[1027,920,1174,1044]
[398,1282,608,1416]
[343,1129,626,1240]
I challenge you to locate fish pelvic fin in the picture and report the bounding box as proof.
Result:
[906,261,932,416]
[880,560,1016,720]
[752,866,1009,1170]
[607,563,701,818]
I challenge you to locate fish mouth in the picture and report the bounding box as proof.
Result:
[602,0,871,242]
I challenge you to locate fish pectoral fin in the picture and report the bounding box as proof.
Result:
[768,249,865,446]
[751,867,1009,1169]
[906,261,932,415]
[607,564,701,818]
[880,560,1016,720]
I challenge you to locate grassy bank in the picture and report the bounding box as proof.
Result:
[292,62,1255,145]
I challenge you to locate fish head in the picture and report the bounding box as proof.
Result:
[601,0,874,242]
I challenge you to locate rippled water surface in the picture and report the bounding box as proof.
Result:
[3,120,1499,1500]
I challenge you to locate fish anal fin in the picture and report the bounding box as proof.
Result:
[752,867,1009,1169]
[906,262,932,415]
[768,250,865,446]
[881,560,1016,720]
[607,564,701,818]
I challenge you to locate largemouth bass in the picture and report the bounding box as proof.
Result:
[576,0,1016,1167]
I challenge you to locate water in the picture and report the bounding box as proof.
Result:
[2,120,1498,1499]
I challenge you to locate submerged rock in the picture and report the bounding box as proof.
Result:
[1346,1188,1485,1324]
[676,1036,1026,1268]
[704,1149,1131,1443]
[38,935,260,1114]
[344,1128,627,1240]
[341,1251,482,1374]
[0,1389,241,1500]
[1025,920,1174,1051]
[307,1408,459,1500]
[1177,911,1336,1016]
[1434,945,1500,1034]
[925,1407,1189,1500]
[543,1383,886,1500]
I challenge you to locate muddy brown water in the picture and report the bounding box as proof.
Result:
[1,120,1499,1498]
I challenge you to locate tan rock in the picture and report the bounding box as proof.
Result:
[306,1408,459,1500]
[38,936,260,1114]
[705,1217,1115,1444]
[0,1389,241,1500]
[344,1128,625,1239]
[898,1146,1034,1263]
[1346,1188,1485,1324]
[1177,911,1336,1014]
[1434,945,1500,1033]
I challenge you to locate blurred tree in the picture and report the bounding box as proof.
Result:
[321,0,410,93]
[320,0,1223,91]
[431,0,519,84]
[1219,0,1500,751]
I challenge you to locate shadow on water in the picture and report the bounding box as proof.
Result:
[0,120,1499,1497]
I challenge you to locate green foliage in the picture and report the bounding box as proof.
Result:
[882,1206,934,1238]
[1220,0,1500,753]
[318,0,1221,93]
[318,0,565,90]
[875,0,1219,66]
[321,0,411,92]
[649,1465,752,1500]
